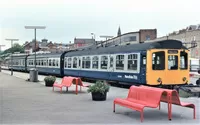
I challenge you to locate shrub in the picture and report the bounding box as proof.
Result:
[44,75,56,87]
[87,80,110,94]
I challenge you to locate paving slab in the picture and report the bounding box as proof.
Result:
[0,70,200,124]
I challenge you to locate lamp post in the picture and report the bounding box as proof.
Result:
[91,33,96,45]
[5,39,19,76]
[25,26,46,69]
[25,26,46,82]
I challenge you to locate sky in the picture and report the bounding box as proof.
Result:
[0,0,200,50]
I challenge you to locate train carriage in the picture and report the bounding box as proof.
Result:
[8,53,28,72]
[63,39,190,87]
[27,53,64,75]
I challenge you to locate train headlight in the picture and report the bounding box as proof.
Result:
[157,78,162,83]
[182,77,187,82]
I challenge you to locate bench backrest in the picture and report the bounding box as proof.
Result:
[61,76,76,87]
[127,86,167,105]
[139,85,181,105]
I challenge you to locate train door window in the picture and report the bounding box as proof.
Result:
[86,57,91,69]
[128,54,137,70]
[110,56,113,68]
[116,55,124,70]
[67,58,72,68]
[168,55,178,70]
[180,51,188,70]
[82,57,86,68]
[92,56,99,69]
[73,57,78,68]
[152,51,165,70]
[142,56,146,65]
[101,56,108,69]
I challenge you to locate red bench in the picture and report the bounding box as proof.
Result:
[53,76,89,94]
[113,85,196,122]
[139,85,196,120]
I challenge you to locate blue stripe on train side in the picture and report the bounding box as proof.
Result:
[64,69,146,85]
[27,67,60,75]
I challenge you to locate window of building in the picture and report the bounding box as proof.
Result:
[101,56,108,69]
[43,60,46,66]
[152,51,165,70]
[116,55,124,70]
[73,57,78,68]
[168,55,178,70]
[92,56,99,69]
[128,54,138,70]
[146,35,150,40]
[129,36,136,41]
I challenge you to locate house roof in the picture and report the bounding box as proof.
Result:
[74,38,95,44]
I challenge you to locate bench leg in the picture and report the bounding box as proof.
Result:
[140,111,144,122]
[113,103,115,112]
[194,106,196,119]
[60,87,62,93]
[52,86,54,91]
[66,87,68,92]
[159,102,161,110]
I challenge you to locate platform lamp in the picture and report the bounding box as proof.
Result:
[5,39,19,76]
[25,26,46,82]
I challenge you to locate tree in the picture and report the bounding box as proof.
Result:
[2,43,24,54]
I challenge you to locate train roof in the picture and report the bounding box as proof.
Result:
[65,39,187,56]
[27,52,63,58]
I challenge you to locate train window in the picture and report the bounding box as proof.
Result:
[92,56,99,69]
[49,59,52,66]
[116,55,124,70]
[128,54,137,70]
[86,57,91,69]
[67,58,72,68]
[152,51,165,70]
[41,60,43,66]
[168,55,178,70]
[56,59,59,67]
[101,56,108,69]
[53,59,56,66]
[64,58,67,68]
[82,57,86,68]
[73,57,77,68]
[43,60,46,66]
[180,51,188,70]
[110,56,113,68]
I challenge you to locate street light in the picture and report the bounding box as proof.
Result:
[91,33,96,45]
[25,26,46,69]
[5,39,19,76]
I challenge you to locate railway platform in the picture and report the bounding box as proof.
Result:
[0,70,200,124]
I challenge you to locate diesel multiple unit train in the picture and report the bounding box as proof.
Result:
[4,39,191,88]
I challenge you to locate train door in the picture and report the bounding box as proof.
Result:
[165,50,189,85]
[108,55,114,80]
[146,50,166,85]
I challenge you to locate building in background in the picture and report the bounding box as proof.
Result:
[154,24,200,59]
[100,29,157,47]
